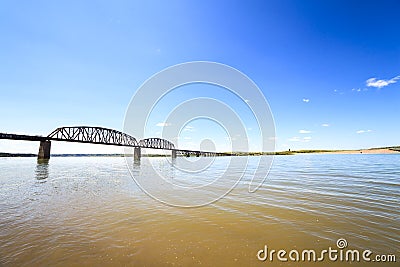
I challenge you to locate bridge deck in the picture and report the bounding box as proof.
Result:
[0,132,229,156]
[0,133,47,142]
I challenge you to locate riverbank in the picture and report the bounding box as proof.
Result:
[233,147,400,155]
[320,148,400,154]
[1,146,399,157]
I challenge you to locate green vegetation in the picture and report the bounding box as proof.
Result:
[0,152,36,157]
[291,149,338,153]
[273,151,295,155]
[1,146,399,158]
[229,151,294,156]
[142,154,169,157]
[368,146,400,152]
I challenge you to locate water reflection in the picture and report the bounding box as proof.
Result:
[133,157,140,165]
[131,158,141,176]
[35,160,49,181]
[171,156,176,165]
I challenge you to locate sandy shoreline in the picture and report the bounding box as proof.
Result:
[320,148,400,154]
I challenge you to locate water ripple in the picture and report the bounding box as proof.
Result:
[0,155,399,266]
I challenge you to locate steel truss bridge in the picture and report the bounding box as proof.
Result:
[0,126,229,159]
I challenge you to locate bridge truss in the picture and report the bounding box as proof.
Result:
[139,138,175,150]
[47,126,139,147]
[0,126,231,158]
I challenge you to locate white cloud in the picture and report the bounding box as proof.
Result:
[321,123,330,127]
[356,129,372,134]
[289,136,311,142]
[244,99,250,103]
[299,130,311,134]
[302,98,310,103]
[351,88,368,93]
[366,75,400,89]
[156,122,171,127]
[334,89,345,95]
[289,137,300,142]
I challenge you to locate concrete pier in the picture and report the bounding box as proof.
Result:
[172,150,177,159]
[134,147,141,161]
[38,140,51,160]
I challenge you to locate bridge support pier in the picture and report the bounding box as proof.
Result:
[38,140,51,160]
[134,147,141,161]
[172,150,177,159]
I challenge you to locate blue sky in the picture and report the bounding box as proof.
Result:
[0,0,399,153]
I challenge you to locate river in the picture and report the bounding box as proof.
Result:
[0,154,398,266]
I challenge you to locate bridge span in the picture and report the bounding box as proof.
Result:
[0,126,229,160]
